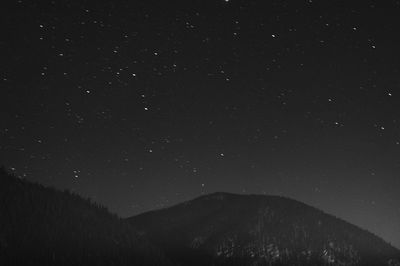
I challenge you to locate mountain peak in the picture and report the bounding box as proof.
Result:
[198,191,238,200]
[130,193,400,266]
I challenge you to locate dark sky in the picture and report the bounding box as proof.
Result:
[1,0,400,248]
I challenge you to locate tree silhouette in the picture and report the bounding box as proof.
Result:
[0,167,171,266]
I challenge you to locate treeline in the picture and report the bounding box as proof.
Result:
[0,167,172,266]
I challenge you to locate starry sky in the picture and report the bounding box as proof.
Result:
[1,0,400,248]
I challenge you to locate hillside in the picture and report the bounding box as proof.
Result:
[2,166,399,266]
[129,192,400,266]
[0,168,171,266]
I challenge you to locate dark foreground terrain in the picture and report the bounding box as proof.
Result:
[1,168,399,265]
[0,168,171,266]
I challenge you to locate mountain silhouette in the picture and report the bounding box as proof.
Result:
[2,166,399,266]
[0,168,171,266]
[129,192,400,266]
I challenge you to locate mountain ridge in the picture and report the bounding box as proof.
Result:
[129,191,400,266]
[2,166,399,266]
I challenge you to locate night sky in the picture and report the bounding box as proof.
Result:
[1,0,400,248]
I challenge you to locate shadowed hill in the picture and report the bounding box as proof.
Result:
[0,168,172,266]
[129,192,400,266]
[2,166,399,266]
